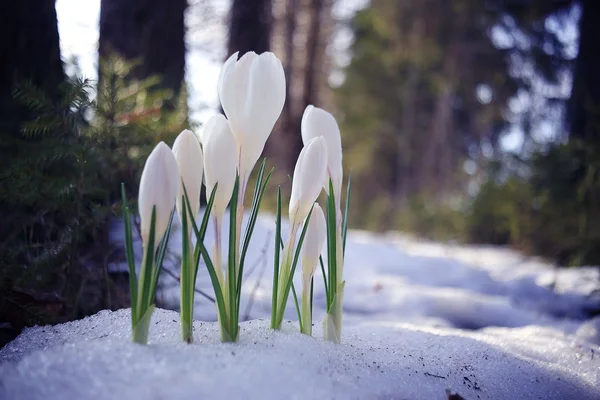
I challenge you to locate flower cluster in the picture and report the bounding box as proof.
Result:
[122,51,350,345]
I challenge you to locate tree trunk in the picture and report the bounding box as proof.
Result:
[279,0,331,173]
[0,0,64,135]
[98,0,187,98]
[397,17,423,202]
[568,0,600,140]
[227,0,273,57]
[0,0,65,348]
[281,0,299,149]
[302,0,325,111]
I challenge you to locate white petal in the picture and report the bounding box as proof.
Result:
[289,137,328,225]
[218,52,240,136]
[203,115,238,219]
[301,203,326,279]
[301,105,343,201]
[224,51,257,147]
[237,52,286,183]
[200,115,218,147]
[233,52,259,140]
[138,142,179,248]
[172,129,204,224]
[241,52,286,146]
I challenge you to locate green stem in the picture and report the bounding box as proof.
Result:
[180,231,194,343]
[212,215,230,341]
[324,227,344,343]
[132,316,151,345]
[270,187,282,329]
[235,180,246,271]
[301,278,312,336]
[136,251,149,321]
[132,304,155,345]
[273,229,297,330]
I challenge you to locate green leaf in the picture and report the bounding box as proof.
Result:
[132,304,155,345]
[319,255,329,305]
[241,159,267,248]
[342,173,352,254]
[326,179,338,306]
[227,177,240,336]
[280,205,315,321]
[310,277,314,319]
[291,282,302,332]
[182,182,200,240]
[198,185,218,242]
[196,239,229,327]
[150,208,175,299]
[137,207,157,318]
[184,183,217,284]
[271,186,282,328]
[180,196,192,341]
[237,162,273,309]
[121,183,137,321]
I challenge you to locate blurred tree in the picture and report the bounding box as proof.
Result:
[98,0,188,105]
[268,0,335,176]
[337,0,516,227]
[566,0,600,141]
[485,0,575,150]
[0,0,66,345]
[224,0,337,177]
[227,0,273,56]
[486,0,600,265]
[0,57,187,348]
[0,0,64,138]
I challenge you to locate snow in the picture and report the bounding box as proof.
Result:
[1,308,599,400]
[1,212,600,399]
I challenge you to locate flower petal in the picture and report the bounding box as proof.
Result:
[138,142,179,247]
[301,105,343,203]
[203,115,238,219]
[289,136,328,225]
[172,129,204,224]
[218,52,240,135]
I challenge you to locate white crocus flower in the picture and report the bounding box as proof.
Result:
[202,115,237,221]
[301,105,343,212]
[289,136,328,229]
[138,141,179,248]
[202,114,237,290]
[273,138,328,330]
[172,129,204,228]
[218,51,286,193]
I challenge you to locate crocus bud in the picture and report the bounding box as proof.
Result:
[301,203,326,284]
[289,137,328,226]
[202,114,237,220]
[138,142,179,248]
[172,129,204,226]
[301,105,343,206]
[218,51,286,186]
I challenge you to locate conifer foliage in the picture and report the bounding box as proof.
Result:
[0,57,187,344]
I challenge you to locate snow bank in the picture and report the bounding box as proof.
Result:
[3,213,598,399]
[1,308,599,400]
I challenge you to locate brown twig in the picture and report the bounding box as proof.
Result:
[161,267,215,303]
[242,231,272,320]
[425,372,446,379]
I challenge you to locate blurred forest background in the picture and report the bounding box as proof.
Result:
[1,0,600,345]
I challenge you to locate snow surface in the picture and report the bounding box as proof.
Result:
[1,308,599,400]
[1,212,600,399]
